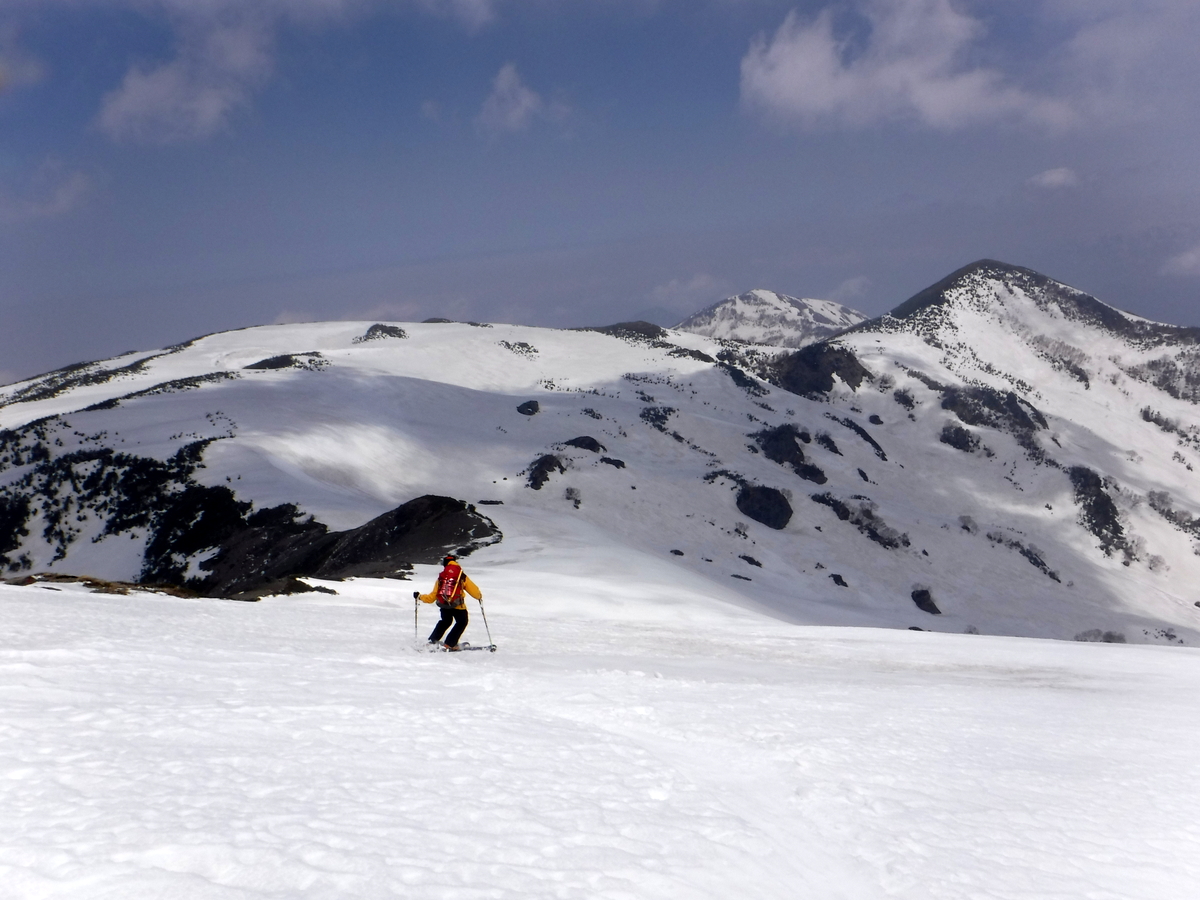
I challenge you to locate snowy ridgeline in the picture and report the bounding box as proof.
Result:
[2,260,1200,643]
[673,288,868,347]
[2,565,1199,900]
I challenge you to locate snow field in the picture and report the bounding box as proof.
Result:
[2,559,1199,900]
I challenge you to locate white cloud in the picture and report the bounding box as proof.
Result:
[80,0,498,144]
[648,273,729,312]
[477,63,543,133]
[98,17,274,144]
[740,0,1077,131]
[0,25,45,93]
[1028,167,1079,189]
[1163,245,1200,276]
[829,275,872,303]
[0,161,91,225]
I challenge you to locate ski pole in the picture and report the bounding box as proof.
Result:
[413,591,419,642]
[477,598,495,651]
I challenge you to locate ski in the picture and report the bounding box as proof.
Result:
[419,642,497,653]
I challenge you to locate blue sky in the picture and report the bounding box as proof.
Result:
[2,0,1199,382]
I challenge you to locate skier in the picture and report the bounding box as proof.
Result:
[415,554,483,651]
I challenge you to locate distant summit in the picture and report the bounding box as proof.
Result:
[673,289,867,347]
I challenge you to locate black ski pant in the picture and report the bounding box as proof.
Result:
[429,606,468,647]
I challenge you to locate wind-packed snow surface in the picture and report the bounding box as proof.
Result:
[674,289,867,347]
[3,260,1200,643]
[3,565,1198,900]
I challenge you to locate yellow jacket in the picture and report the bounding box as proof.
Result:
[419,570,482,609]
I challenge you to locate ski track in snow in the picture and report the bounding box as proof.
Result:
[2,572,1198,900]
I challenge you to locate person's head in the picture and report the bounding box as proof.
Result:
[442,554,458,567]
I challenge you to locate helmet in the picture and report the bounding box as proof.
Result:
[441,554,458,565]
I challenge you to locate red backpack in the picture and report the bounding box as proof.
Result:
[435,562,463,607]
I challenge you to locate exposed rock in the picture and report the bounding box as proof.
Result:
[194,495,500,597]
[811,493,910,549]
[770,343,872,396]
[527,454,565,490]
[563,436,606,453]
[1068,466,1131,559]
[911,588,941,614]
[1073,629,1127,643]
[353,324,408,343]
[735,485,792,530]
[600,457,626,469]
[516,400,540,416]
[940,424,980,453]
[578,321,668,341]
[751,423,827,484]
[826,414,887,460]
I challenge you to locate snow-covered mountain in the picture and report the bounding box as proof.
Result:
[3,260,1200,644]
[673,288,867,347]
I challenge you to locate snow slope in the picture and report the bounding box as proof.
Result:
[674,289,867,347]
[2,563,1198,900]
[3,261,1200,644]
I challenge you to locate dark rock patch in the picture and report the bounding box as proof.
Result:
[526,454,565,490]
[985,531,1061,582]
[578,321,668,341]
[600,457,626,469]
[196,495,500,598]
[893,389,915,410]
[911,588,941,614]
[1074,629,1127,643]
[942,385,1047,433]
[563,436,606,453]
[735,485,793,530]
[810,493,910,549]
[516,400,540,416]
[739,554,763,567]
[815,433,841,455]
[422,317,455,324]
[639,406,676,432]
[826,414,887,460]
[770,343,872,397]
[353,324,408,343]
[940,424,980,453]
[499,340,537,357]
[720,363,769,397]
[1068,466,1132,559]
[477,500,504,505]
[670,346,715,363]
[751,423,827,484]
[83,372,241,412]
[245,352,326,372]
[869,414,883,425]
[829,573,848,587]
[0,495,31,570]
[857,468,869,482]
[0,353,170,409]
[670,549,684,556]
[731,573,752,581]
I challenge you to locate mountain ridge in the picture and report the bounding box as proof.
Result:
[3,261,1200,644]
[673,289,867,348]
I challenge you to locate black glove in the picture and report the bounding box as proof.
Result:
[412,591,420,599]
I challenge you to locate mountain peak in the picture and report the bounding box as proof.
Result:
[674,289,867,348]
[884,259,1200,347]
